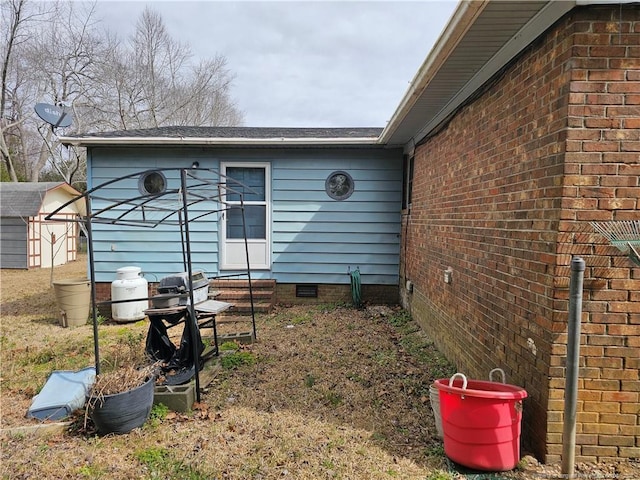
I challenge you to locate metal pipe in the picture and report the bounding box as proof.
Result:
[561,256,585,478]
[85,195,101,375]
[181,169,201,402]
[240,196,257,341]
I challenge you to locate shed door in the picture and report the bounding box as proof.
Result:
[220,163,270,270]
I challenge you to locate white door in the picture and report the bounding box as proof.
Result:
[220,163,270,270]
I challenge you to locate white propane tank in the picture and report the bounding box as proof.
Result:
[111,266,148,322]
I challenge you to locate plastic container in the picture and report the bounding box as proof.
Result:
[52,278,91,327]
[111,266,148,322]
[89,375,154,434]
[435,373,527,471]
[430,383,443,438]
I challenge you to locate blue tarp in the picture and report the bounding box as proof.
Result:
[27,367,96,421]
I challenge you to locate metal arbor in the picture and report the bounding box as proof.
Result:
[46,167,258,401]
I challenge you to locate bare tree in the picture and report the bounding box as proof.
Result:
[0,0,46,181]
[2,2,243,185]
[98,7,243,130]
[23,1,106,185]
[1,0,104,187]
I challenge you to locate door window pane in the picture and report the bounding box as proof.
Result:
[226,167,265,201]
[227,205,266,239]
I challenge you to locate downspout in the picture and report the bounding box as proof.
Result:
[561,257,585,478]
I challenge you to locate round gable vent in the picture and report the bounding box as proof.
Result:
[139,171,167,195]
[325,171,354,201]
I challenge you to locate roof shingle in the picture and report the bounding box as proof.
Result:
[0,182,70,217]
[70,126,383,140]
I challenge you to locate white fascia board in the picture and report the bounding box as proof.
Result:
[576,0,637,4]
[409,0,575,145]
[58,136,381,147]
[378,0,489,144]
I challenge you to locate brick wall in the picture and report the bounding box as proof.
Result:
[551,5,640,463]
[95,281,398,314]
[276,283,398,305]
[402,5,639,463]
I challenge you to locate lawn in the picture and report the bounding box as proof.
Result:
[1,257,637,479]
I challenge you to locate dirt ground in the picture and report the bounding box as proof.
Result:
[1,258,639,479]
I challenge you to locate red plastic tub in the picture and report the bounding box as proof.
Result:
[435,373,527,471]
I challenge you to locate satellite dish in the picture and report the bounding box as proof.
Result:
[34,103,73,128]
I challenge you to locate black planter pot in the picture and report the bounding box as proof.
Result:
[90,376,154,434]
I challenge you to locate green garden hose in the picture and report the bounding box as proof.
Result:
[350,268,362,308]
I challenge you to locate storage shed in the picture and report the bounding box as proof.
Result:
[0,182,86,269]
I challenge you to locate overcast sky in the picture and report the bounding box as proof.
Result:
[95,1,458,128]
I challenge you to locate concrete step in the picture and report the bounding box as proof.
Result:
[211,279,275,289]
[226,302,272,314]
[210,279,275,314]
[216,290,273,301]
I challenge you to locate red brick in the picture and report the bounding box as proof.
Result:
[598,198,636,210]
[599,413,639,425]
[608,81,640,93]
[583,402,620,413]
[620,447,640,458]
[627,94,640,104]
[621,141,640,152]
[582,446,620,457]
[599,435,635,446]
[589,70,625,81]
[586,93,625,104]
[607,324,640,335]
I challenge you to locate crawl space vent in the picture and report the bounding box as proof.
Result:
[296,284,318,298]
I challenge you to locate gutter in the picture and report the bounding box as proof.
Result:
[378,0,488,144]
[58,136,382,148]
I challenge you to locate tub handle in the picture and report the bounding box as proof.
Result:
[448,372,468,390]
[489,368,506,383]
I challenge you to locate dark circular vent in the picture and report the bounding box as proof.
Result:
[139,171,167,195]
[325,171,354,200]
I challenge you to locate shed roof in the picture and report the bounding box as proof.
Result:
[0,182,82,217]
[59,126,384,148]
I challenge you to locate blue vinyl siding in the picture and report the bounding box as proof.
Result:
[271,153,401,285]
[89,148,222,280]
[88,146,402,285]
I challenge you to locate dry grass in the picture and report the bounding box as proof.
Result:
[89,364,155,399]
[1,256,150,428]
[2,258,639,479]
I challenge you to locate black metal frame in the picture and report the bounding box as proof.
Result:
[46,167,258,401]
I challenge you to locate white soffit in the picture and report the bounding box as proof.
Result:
[380,0,576,148]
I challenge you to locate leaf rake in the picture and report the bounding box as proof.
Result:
[590,220,640,266]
